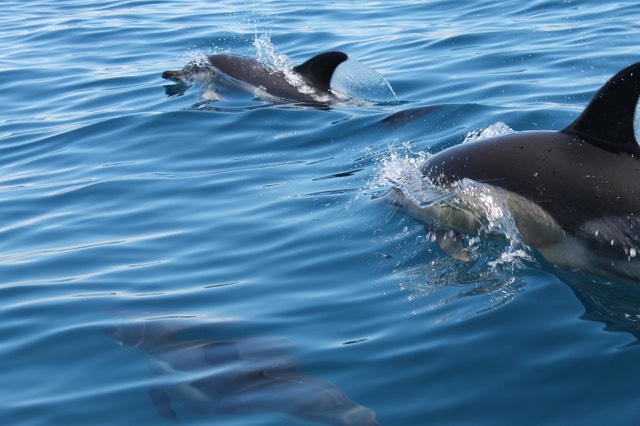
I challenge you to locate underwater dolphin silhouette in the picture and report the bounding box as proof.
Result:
[162,51,348,103]
[383,62,640,280]
[104,320,380,425]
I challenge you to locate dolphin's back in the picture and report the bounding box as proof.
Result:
[162,51,349,103]
[208,52,348,102]
[422,130,640,254]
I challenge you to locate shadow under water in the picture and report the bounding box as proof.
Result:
[551,268,640,344]
[104,319,380,425]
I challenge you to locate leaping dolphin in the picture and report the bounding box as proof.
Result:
[104,320,380,425]
[162,51,348,103]
[382,63,640,281]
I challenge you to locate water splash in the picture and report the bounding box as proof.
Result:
[399,256,527,322]
[375,147,533,261]
[454,179,533,262]
[253,33,292,71]
[373,137,533,319]
[371,143,454,206]
[372,142,427,191]
[253,33,396,104]
[182,51,209,67]
[463,121,514,143]
[252,34,331,103]
[456,180,518,238]
[331,59,397,103]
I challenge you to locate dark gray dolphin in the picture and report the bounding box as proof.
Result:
[104,320,380,425]
[383,63,640,280]
[162,51,348,103]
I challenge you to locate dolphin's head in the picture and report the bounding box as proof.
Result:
[103,321,177,349]
[162,60,215,85]
[379,185,482,236]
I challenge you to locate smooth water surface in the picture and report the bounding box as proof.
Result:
[3,1,640,425]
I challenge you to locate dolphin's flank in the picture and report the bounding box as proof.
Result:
[383,62,640,281]
[162,51,349,103]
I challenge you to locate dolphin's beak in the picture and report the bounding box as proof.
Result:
[161,70,188,83]
[373,187,410,212]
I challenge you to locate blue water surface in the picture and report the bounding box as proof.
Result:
[3,1,640,425]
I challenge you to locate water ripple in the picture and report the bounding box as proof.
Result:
[3,1,640,425]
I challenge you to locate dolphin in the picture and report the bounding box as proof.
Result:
[382,62,640,281]
[104,320,380,425]
[162,51,349,103]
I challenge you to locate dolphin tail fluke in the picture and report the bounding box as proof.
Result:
[293,51,349,92]
[149,384,180,423]
[563,62,640,156]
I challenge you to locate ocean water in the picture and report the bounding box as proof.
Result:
[3,1,640,425]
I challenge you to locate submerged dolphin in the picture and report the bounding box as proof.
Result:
[104,320,380,425]
[162,51,348,103]
[383,63,640,281]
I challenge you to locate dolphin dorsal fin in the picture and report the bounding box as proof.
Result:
[293,51,348,92]
[564,62,640,156]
